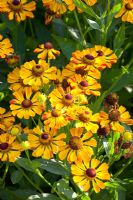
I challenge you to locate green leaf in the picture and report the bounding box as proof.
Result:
[11,170,23,184]
[56,179,77,199]
[0,92,5,102]
[52,19,68,37]
[0,189,38,200]
[105,180,126,191]
[81,194,91,200]
[74,0,99,19]
[16,158,41,172]
[33,19,52,43]
[52,34,82,59]
[27,193,60,200]
[0,83,9,91]
[114,24,125,54]
[86,19,100,30]
[67,27,81,41]
[39,158,70,176]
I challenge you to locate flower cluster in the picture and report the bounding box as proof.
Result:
[0,0,132,24]
[1,34,133,194]
[0,0,133,199]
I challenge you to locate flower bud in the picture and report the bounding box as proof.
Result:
[21,141,30,150]
[123,131,132,141]
[5,54,20,68]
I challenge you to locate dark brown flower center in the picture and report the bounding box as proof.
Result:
[41,133,49,140]
[69,136,82,150]
[12,0,20,5]
[65,94,72,100]
[54,79,60,85]
[86,168,96,178]
[121,142,131,149]
[80,81,89,87]
[109,109,120,121]
[0,142,9,150]
[125,3,133,10]
[97,50,104,56]
[79,111,90,122]
[105,93,119,106]
[52,109,61,117]
[97,125,110,137]
[44,42,53,49]
[85,54,94,60]
[83,54,95,65]
[63,94,73,106]
[75,68,87,76]
[21,99,32,108]
[32,65,44,77]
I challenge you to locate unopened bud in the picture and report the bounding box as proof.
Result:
[21,141,30,150]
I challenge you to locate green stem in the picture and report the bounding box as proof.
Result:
[114,158,133,178]
[35,169,65,200]
[73,10,87,48]
[2,163,9,182]
[96,138,101,156]
[14,163,43,193]
[31,117,38,126]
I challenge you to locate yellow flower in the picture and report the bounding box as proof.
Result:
[10,88,44,119]
[0,34,14,58]
[70,48,105,71]
[71,158,110,193]
[83,0,97,6]
[0,107,15,131]
[20,60,57,87]
[7,67,39,92]
[63,0,76,11]
[115,0,133,24]
[74,106,99,133]
[0,0,36,22]
[97,106,133,133]
[62,62,101,80]
[28,125,66,159]
[53,69,67,88]
[0,133,22,162]
[42,0,67,15]
[58,127,97,163]
[34,42,60,60]
[42,108,69,129]
[68,74,101,97]
[49,87,88,109]
[94,45,118,69]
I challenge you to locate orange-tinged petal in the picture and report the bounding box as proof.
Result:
[70,127,83,137]
[92,180,100,193]
[95,178,105,189]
